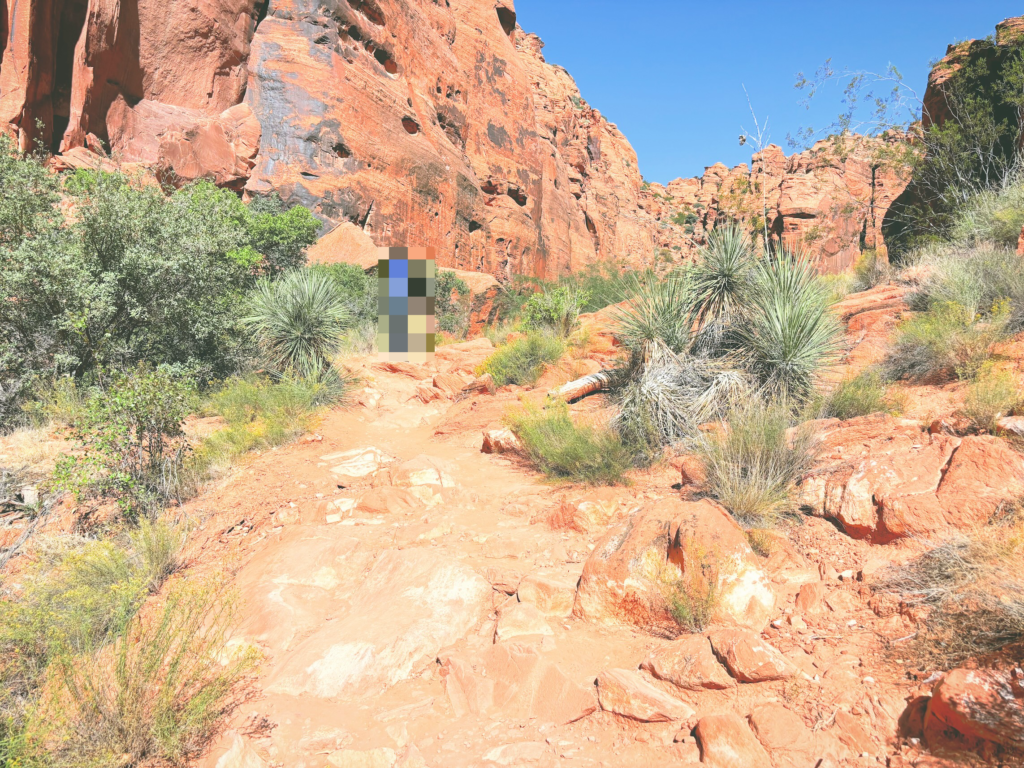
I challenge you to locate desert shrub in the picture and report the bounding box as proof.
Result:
[435,270,472,339]
[309,262,377,326]
[505,401,632,485]
[29,581,256,768]
[820,272,857,302]
[874,513,1024,668]
[745,529,777,558]
[50,367,196,518]
[0,155,319,428]
[964,364,1020,432]
[244,269,352,381]
[851,249,891,291]
[907,243,1024,332]
[734,252,842,400]
[21,377,88,428]
[690,223,755,328]
[695,398,819,525]
[480,333,564,387]
[821,369,899,420]
[951,176,1024,248]
[520,284,590,338]
[565,262,632,313]
[666,538,720,633]
[882,301,1008,382]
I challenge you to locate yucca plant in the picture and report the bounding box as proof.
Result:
[612,270,697,355]
[691,223,756,329]
[734,250,842,400]
[244,269,352,379]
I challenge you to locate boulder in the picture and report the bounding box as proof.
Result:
[695,713,771,768]
[800,418,1024,542]
[440,642,597,725]
[482,429,522,455]
[516,574,576,617]
[596,668,695,723]
[925,667,1024,751]
[574,498,775,633]
[390,455,457,489]
[795,582,826,616]
[640,634,736,691]
[708,629,797,683]
[749,704,846,768]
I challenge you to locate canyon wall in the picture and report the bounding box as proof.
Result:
[0,0,934,279]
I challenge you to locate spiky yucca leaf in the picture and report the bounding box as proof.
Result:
[691,223,756,327]
[244,269,351,378]
[612,271,697,355]
[735,251,842,400]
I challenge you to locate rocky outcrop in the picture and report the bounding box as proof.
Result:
[924,666,1024,754]
[642,136,912,273]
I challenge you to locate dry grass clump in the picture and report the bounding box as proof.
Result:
[641,539,721,633]
[821,369,902,420]
[693,398,820,526]
[875,509,1024,668]
[505,401,632,485]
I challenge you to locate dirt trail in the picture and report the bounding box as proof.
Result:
[185,299,986,768]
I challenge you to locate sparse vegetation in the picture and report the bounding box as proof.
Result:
[694,398,819,525]
[480,333,565,387]
[822,369,900,420]
[882,300,1008,382]
[505,401,632,485]
[435,270,472,339]
[519,284,590,338]
[874,510,1024,669]
[664,538,720,633]
[963,364,1020,432]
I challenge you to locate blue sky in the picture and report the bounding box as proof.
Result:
[514,1,1023,183]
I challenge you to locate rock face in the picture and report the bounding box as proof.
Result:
[641,136,912,273]
[799,415,1024,543]
[1,0,927,280]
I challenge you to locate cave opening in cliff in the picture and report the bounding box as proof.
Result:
[373,47,398,75]
[584,212,597,235]
[53,0,90,152]
[496,6,516,39]
[507,186,527,207]
[254,0,269,27]
[351,0,386,27]
[402,117,420,135]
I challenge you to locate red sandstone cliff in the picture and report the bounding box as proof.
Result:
[0,0,926,278]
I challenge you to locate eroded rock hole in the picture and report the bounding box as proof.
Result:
[496,6,516,38]
[300,171,319,179]
[468,220,482,233]
[333,142,352,159]
[402,117,420,135]
[481,180,499,195]
[254,0,269,27]
[373,47,398,74]
[351,0,386,26]
[507,186,527,207]
[585,212,597,235]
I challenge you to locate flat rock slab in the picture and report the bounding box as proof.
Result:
[596,668,695,723]
[708,629,797,683]
[264,548,489,698]
[641,634,736,691]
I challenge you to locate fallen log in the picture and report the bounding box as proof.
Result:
[556,370,612,402]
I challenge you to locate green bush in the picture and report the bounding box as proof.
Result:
[822,369,899,420]
[952,178,1024,248]
[964,364,1020,432]
[519,284,590,338]
[480,333,564,387]
[193,376,335,475]
[882,301,1008,382]
[851,249,890,291]
[695,398,819,525]
[22,377,88,428]
[505,402,632,485]
[734,252,842,400]
[0,144,319,427]
[436,270,471,338]
[612,271,696,355]
[50,367,196,518]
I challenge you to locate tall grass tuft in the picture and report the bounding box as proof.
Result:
[734,251,842,400]
[480,333,565,387]
[695,398,819,525]
[821,369,900,420]
[506,401,632,485]
[37,581,257,767]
